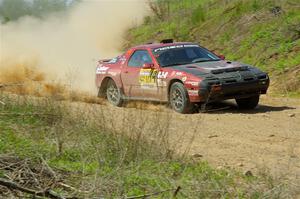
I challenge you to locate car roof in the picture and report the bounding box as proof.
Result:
[133,42,197,50]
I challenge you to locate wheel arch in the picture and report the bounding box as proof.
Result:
[98,77,112,97]
[168,79,184,99]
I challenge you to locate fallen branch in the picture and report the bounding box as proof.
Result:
[0,100,5,105]
[0,177,65,199]
[124,186,181,199]
[58,182,89,194]
[40,156,57,180]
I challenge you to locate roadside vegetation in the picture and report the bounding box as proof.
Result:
[0,0,299,198]
[0,0,80,23]
[0,61,105,104]
[0,93,293,198]
[125,0,300,95]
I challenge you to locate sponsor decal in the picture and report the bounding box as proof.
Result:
[182,76,187,82]
[185,81,199,86]
[153,44,199,53]
[139,68,158,86]
[96,65,109,74]
[183,44,199,48]
[157,71,168,79]
[175,72,183,76]
[139,69,168,88]
[188,90,199,96]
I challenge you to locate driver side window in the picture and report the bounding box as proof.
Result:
[128,50,152,67]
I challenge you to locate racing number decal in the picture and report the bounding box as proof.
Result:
[139,69,169,88]
[139,69,158,86]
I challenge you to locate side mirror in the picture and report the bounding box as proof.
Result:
[142,63,154,69]
[219,55,225,60]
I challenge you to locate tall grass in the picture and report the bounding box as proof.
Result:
[0,92,294,198]
[0,93,191,197]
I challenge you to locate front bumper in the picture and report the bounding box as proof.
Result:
[196,77,269,102]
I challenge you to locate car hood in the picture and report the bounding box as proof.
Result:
[169,61,250,76]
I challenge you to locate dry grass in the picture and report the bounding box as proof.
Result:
[0,93,195,197]
[0,93,294,198]
[273,65,300,94]
[0,61,104,104]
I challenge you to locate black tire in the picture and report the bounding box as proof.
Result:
[236,95,260,109]
[106,79,123,107]
[169,82,194,114]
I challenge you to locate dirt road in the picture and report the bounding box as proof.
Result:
[80,95,300,187]
[175,96,300,181]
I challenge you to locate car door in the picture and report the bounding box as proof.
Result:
[121,49,159,99]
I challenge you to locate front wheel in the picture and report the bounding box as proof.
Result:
[106,79,123,107]
[169,82,194,114]
[235,95,260,109]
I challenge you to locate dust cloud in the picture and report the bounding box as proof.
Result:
[0,0,148,94]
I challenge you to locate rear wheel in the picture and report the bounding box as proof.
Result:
[236,95,259,109]
[106,79,123,107]
[169,82,194,114]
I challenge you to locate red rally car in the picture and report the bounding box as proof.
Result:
[95,40,269,113]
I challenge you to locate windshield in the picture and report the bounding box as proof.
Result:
[153,45,220,67]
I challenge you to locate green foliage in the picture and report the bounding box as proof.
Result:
[191,5,206,24]
[0,95,290,198]
[0,0,79,23]
[0,0,30,22]
[126,0,300,93]
[143,16,151,25]
[251,0,261,11]
[31,0,67,18]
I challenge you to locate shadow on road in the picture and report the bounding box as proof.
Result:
[204,100,295,114]
[114,99,296,114]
